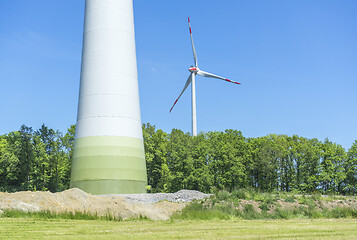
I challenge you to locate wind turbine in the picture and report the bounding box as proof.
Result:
[169,17,241,136]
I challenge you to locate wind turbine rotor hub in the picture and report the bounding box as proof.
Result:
[188,67,199,73]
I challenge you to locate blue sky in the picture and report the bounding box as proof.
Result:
[0,1,356,150]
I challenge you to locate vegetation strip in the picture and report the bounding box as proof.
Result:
[172,189,357,220]
[1,189,355,221]
[0,123,356,195]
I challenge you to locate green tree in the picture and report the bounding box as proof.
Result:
[19,125,35,190]
[34,124,70,192]
[344,140,357,194]
[31,134,50,191]
[59,125,76,190]
[0,137,20,192]
[207,130,246,191]
[320,139,346,194]
[247,136,280,191]
[167,129,193,192]
[35,124,57,191]
[293,138,322,193]
[142,123,171,192]
[62,124,76,161]
[189,133,211,192]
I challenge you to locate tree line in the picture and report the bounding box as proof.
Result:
[0,123,356,194]
[0,124,75,192]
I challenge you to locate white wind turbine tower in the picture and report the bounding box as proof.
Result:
[170,18,241,136]
[71,0,147,194]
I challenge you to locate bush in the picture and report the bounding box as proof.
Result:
[242,204,261,219]
[298,197,317,209]
[310,210,323,219]
[231,189,247,199]
[172,202,230,220]
[216,202,237,215]
[327,207,357,219]
[284,196,296,203]
[259,202,270,212]
[273,208,291,219]
[216,190,231,201]
[311,193,322,201]
[172,191,357,221]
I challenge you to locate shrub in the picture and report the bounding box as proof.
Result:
[273,208,291,219]
[217,190,231,201]
[310,210,323,219]
[284,196,296,203]
[231,189,247,199]
[327,207,357,219]
[311,193,322,201]
[172,202,230,220]
[259,202,270,212]
[299,197,317,209]
[172,191,357,221]
[242,204,261,219]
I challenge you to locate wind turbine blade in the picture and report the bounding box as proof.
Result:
[169,73,193,113]
[188,17,198,67]
[197,70,241,85]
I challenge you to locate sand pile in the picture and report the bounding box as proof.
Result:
[0,188,211,220]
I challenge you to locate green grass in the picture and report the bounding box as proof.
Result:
[0,218,356,239]
[1,209,121,221]
[171,202,231,220]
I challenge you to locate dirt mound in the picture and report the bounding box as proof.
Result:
[0,188,210,220]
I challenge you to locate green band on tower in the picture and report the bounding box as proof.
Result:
[70,136,147,194]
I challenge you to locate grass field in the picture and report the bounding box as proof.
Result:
[0,218,356,239]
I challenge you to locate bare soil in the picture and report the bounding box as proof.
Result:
[0,188,210,220]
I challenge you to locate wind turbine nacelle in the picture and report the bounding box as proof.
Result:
[189,67,199,73]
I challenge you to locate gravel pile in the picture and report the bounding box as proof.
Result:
[108,190,212,203]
